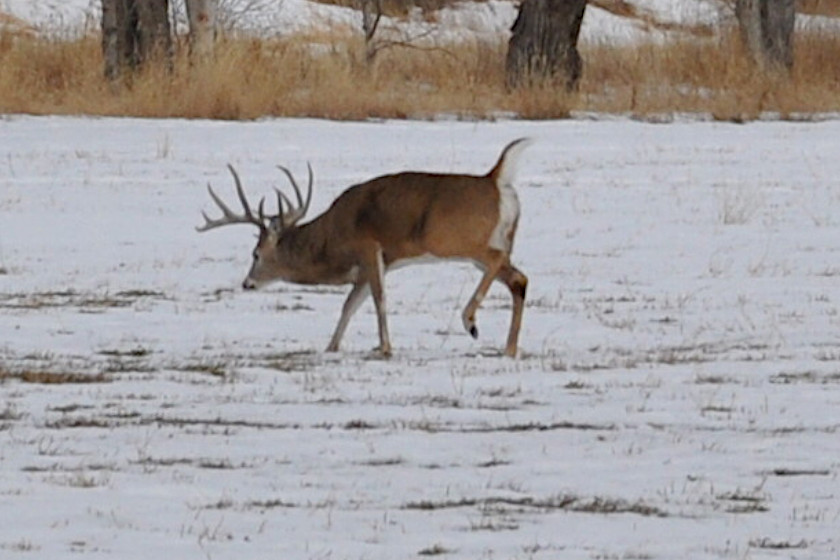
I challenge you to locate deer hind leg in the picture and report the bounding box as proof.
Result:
[327,280,371,352]
[461,251,507,341]
[497,263,528,358]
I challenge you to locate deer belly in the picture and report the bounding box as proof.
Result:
[387,254,439,272]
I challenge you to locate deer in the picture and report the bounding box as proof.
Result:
[197,138,532,357]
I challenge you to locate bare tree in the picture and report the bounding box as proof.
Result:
[505,0,587,90]
[736,0,795,72]
[356,1,452,66]
[101,0,172,80]
[185,0,218,60]
[360,0,383,64]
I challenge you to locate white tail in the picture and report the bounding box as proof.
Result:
[198,138,533,357]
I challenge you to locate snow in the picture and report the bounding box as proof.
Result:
[0,0,730,42]
[2,116,840,559]
[4,0,838,45]
[2,1,840,558]
[631,0,725,26]
[0,0,98,32]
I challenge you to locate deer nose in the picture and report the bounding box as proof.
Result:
[242,278,257,291]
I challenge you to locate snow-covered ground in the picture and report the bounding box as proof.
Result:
[2,116,840,559]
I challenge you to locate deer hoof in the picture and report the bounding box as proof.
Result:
[462,313,478,339]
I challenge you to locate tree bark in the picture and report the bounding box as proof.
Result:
[101,0,132,80]
[101,0,120,81]
[185,0,217,61]
[505,0,587,91]
[736,0,795,72]
[101,0,171,80]
[135,0,172,65]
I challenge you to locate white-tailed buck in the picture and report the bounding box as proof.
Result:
[197,138,532,357]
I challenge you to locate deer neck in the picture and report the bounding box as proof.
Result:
[275,223,356,285]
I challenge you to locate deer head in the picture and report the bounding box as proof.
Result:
[196,163,313,290]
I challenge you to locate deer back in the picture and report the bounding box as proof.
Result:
[313,172,503,265]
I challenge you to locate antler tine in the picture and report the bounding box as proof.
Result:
[227,164,259,223]
[303,162,314,215]
[207,183,237,219]
[276,163,314,226]
[272,187,292,231]
[257,196,267,224]
[197,208,218,233]
[273,188,291,231]
[276,165,304,208]
[195,165,265,232]
[195,184,241,232]
[274,187,294,212]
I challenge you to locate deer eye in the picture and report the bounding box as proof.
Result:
[252,250,260,262]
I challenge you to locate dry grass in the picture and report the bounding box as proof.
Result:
[581,31,840,119]
[0,368,111,384]
[0,12,35,35]
[797,0,840,17]
[1,23,839,120]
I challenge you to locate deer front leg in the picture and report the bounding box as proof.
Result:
[366,246,392,356]
[327,281,370,352]
[328,245,390,356]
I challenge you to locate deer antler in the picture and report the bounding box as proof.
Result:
[197,163,313,233]
[275,162,313,228]
[197,164,267,233]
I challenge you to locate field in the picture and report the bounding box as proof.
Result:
[1,116,839,558]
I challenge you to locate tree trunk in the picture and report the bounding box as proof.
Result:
[135,0,172,65]
[101,0,133,80]
[185,0,217,61]
[505,0,587,91]
[101,0,121,80]
[736,0,795,72]
[101,0,171,80]
[360,0,383,64]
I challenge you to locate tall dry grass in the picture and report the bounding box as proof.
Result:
[0,25,838,120]
[581,32,840,120]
